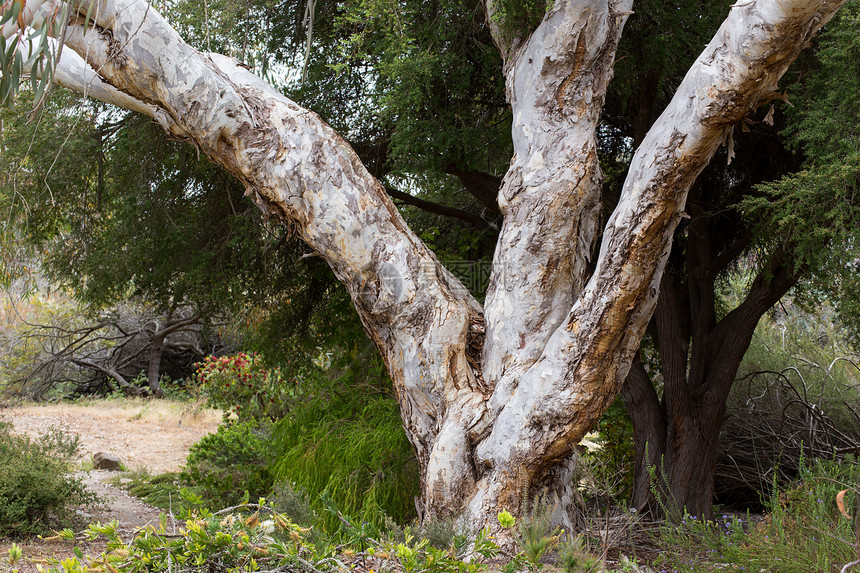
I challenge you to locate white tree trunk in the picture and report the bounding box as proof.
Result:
[7,0,846,533]
[482,0,632,408]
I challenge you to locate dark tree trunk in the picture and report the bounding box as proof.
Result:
[623,191,798,519]
[622,357,666,515]
[663,402,726,518]
[145,312,200,398]
[147,333,165,397]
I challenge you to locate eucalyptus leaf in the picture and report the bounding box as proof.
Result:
[4,37,17,67]
[0,0,21,27]
[84,0,96,35]
[0,76,12,105]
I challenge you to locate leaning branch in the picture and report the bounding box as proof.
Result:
[23,37,160,119]
[50,0,483,471]
[385,186,494,231]
[71,358,142,394]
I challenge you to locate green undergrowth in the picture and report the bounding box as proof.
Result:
[24,502,506,573]
[104,458,860,573]
[0,420,99,536]
[655,457,859,572]
[111,471,188,512]
[16,495,635,573]
[183,420,275,507]
[270,375,419,532]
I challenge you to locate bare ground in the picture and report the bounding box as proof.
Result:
[0,399,222,572]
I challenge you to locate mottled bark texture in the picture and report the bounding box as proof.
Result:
[7,0,845,531]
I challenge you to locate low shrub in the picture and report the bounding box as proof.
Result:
[113,470,185,511]
[183,420,274,506]
[0,420,98,535]
[269,481,316,527]
[26,504,504,573]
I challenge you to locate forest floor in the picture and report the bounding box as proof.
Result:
[0,398,221,573]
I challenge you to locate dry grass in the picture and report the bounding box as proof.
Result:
[2,397,222,474]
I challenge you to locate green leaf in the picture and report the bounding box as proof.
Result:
[12,49,21,79]
[0,76,12,105]
[4,37,17,67]
[0,1,21,27]
[32,60,50,103]
[84,0,97,35]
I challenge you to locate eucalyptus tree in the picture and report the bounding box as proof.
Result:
[1,0,846,532]
[609,3,860,517]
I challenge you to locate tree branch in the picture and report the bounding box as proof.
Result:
[71,358,143,394]
[385,186,494,230]
[443,165,502,215]
[55,0,484,482]
[482,0,633,398]
[708,246,799,402]
[153,314,200,339]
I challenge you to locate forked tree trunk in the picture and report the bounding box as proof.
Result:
[8,0,845,533]
[145,313,199,398]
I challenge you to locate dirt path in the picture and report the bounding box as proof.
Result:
[0,399,222,572]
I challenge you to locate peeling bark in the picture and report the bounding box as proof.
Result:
[483,0,632,401]
[5,0,846,533]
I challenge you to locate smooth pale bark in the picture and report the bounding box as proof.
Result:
[5,0,846,533]
[55,0,486,516]
[482,0,632,404]
[0,0,59,40]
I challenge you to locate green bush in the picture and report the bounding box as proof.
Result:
[0,420,98,535]
[183,420,274,506]
[113,470,186,511]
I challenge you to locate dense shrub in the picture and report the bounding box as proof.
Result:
[26,504,503,573]
[0,420,98,535]
[183,420,275,506]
